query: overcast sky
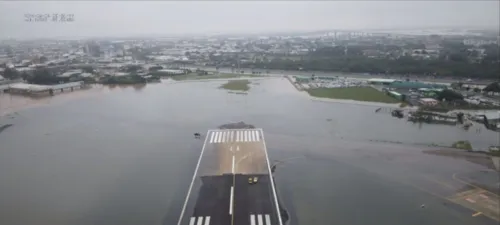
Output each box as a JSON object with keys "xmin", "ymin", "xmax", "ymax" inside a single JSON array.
[{"xmin": 0, "ymin": 1, "xmax": 498, "ymax": 39}]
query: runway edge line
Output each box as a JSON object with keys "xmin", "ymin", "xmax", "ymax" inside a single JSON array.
[
  {"xmin": 177, "ymin": 131, "xmax": 211, "ymax": 225},
  {"xmin": 260, "ymin": 128, "xmax": 284, "ymax": 225}
]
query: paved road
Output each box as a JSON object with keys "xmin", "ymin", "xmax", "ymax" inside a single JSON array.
[{"xmin": 178, "ymin": 129, "xmax": 283, "ymax": 225}]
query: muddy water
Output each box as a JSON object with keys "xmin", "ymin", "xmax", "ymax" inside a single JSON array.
[{"xmin": 0, "ymin": 78, "xmax": 498, "ymax": 225}]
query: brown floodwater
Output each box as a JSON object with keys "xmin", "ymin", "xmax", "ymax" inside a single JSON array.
[{"xmin": 0, "ymin": 78, "xmax": 498, "ymax": 225}]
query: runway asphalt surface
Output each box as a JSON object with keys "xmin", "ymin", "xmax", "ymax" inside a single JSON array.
[{"xmin": 178, "ymin": 129, "xmax": 283, "ymax": 225}]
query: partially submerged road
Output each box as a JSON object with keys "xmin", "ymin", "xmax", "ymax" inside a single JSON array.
[{"xmin": 177, "ymin": 129, "xmax": 283, "ymax": 225}]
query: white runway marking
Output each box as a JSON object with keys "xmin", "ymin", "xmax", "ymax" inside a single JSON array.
[
  {"xmin": 213, "ymin": 132, "xmax": 219, "ymax": 143},
  {"xmin": 189, "ymin": 216, "xmax": 211, "ymax": 225},
  {"xmin": 250, "ymin": 214, "xmax": 271, "ymax": 225},
  {"xmin": 229, "ymin": 186, "xmax": 234, "ymax": 215},
  {"xmin": 261, "ymin": 129, "xmax": 284, "ymax": 225},
  {"xmin": 210, "ymin": 132, "xmax": 215, "ymax": 143},
  {"xmin": 218, "ymin": 132, "xmax": 223, "ymax": 143},
  {"xmin": 231, "ymin": 155, "xmax": 235, "ymax": 173},
  {"xmin": 177, "ymin": 130, "xmax": 211, "ymax": 225},
  {"xmin": 209, "ymin": 130, "xmax": 263, "ymax": 143},
  {"xmin": 265, "ymin": 214, "xmax": 271, "ymax": 225}
]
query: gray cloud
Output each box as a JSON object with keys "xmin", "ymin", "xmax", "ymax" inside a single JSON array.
[{"xmin": 0, "ymin": 1, "xmax": 498, "ymax": 39}]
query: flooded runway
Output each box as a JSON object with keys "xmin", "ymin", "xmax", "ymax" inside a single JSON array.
[{"xmin": 0, "ymin": 78, "xmax": 498, "ymax": 225}]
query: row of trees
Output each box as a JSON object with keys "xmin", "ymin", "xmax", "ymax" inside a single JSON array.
[{"xmin": 242, "ymin": 55, "xmax": 499, "ymax": 78}]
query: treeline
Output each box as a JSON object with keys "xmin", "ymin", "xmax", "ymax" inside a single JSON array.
[
  {"xmin": 241, "ymin": 44, "xmax": 499, "ymax": 79},
  {"xmin": 100, "ymin": 74, "xmax": 146, "ymax": 84},
  {"xmin": 243, "ymin": 56, "xmax": 499, "ymax": 79}
]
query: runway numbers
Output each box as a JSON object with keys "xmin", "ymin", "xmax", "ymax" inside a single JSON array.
[
  {"xmin": 250, "ymin": 214, "xmax": 272, "ymax": 225},
  {"xmin": 189, "ymin": 216, "xmax": 210, "ymax": 225},
  {"xmin": 209, "ymin": 130, "xmax": 262, "ymax": 143}
]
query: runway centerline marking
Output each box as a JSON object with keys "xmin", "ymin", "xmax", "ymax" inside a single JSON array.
[
  {"xmin": 231, "ymin": 155, "xmax": 235, "ymax": 173},
  {"xmin": 229, "ymin": 186, "xmax": 234, "ymax": 215}
]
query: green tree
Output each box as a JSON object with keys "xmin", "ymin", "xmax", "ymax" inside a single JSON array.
[
  {"xmin": 2, "ymin": 67, "xmax": 20, "ymax": 80},
  {"xmin": 81, "ymin": 66, "xmax": 94, "ymax": 73},
  {"xmin": 27, "ymin": 69, "xmax": 61, "ymax": 85},
  {"xmin": 437, "ymin": 89, "xmax": 464, "ymax": 102},
  {"xmin": 483, "ymin": 82, "xmax": 500, "ymax": 93}
]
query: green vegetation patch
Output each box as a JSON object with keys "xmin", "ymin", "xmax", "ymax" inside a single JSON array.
[
  {"xmin": 220, "ymin": 80, "xmax": 251, "ymax": 91},
  {"xmin": 306, "ymin": 87, "xmax": 400, "ymax": 103},
  {"xmin": 102, "ymin": 75, "xmax": 146, "ymax": 84},
  {"xmin": 451, "ymin": 140, "xmax": 473, "ymax": 151}
]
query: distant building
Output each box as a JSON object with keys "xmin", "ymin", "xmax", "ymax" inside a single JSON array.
[{"xmin": 419, "ymin": 98, "xmax": 439, "ymax": 106}]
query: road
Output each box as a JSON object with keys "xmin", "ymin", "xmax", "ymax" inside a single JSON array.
[{"xmin": 177, "ymin": 129, "xmax": 283, "ymax": 225}]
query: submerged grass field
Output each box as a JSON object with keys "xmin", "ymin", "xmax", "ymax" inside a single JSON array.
[
  {"xmin": 220, "ymin": 80, "xmax": 251, "ymax": 91},
  {"xmin": 306, "ymin": 87, "xmax": 399, "ymax": 103}
]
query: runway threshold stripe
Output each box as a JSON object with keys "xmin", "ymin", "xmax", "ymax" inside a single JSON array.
[
  {"xmin": 229, "ymin": 186, "xmax": 234, "ymax": 215},
  {"xmin": 189, "ymin": 217, "xmax": 196, "ymax": 225},
  {"xmin": 213, "ymin": 132, "xmax": 219, "ymax": 143},
  {"xmin": 252, "ymin": 130, "xmax": 257, "ymax": 142},
  {"xmin": 230, "ymin": 131, "xmax": 234, "ymax": 142},
  {"xmin": 258, "ymin": 214, "xmax": 263, "ymax": 225},
  {"xmin": 204, "ymin": 216, "xmax": 211, "ymax": 225},
  {"xmin": 236, "ymin": 131, "xmax": 240, "ymax": 142},
  {"xmin": 218, "ymin": 132, "xmax": 223, "ymax": 143},
  {"xmin": 245, "ymin": 131, "xmax": 249, "ymax": 142},
  {"xmin": 256, "ymin": 130, "xmax": 260, "ymax": 141},
  {"xmin": 222, "ymin": 131, "xmax": 227, "ymax": 143},
  {"xmin": 197, "ymin": 216, "xmax": 203, "ymax": 225},
  {"xmin": 250, "ymin": 214, "xmax": 256, "ymax": 225},
  {"xmin": 209, "ymin": 132, "xmax": 215, "ymax": 143},
  {"xmin": 265, "ymin": 215, "xmax": 271, "ymax": 225}
]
